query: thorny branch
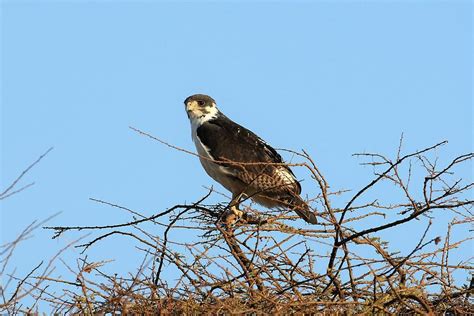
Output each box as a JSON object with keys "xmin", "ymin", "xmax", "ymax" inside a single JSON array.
[{"xmin": 3, "ymin": 132, "xmax": 473, "ymax": 314}]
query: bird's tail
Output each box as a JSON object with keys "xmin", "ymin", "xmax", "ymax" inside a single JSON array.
[{"xmin": 290, "ymin": 194, "xmax": 318, "ymax": 224}]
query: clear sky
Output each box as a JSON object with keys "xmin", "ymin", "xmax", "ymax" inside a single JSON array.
[{"xmin": 1, "ymin": 0, "xmax": 472, "ymax": 308}]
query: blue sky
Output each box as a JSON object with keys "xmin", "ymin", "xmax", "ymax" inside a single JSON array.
[{"xmin": 1, "ymin": 0, "xmax": 472, "ymax": 307}]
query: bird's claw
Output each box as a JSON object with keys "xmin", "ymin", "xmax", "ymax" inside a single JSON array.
[
  {"xmin": 222, "ymin": 206, "xmax": 245, "ymax": 226},
  {"xmin": 230, "ymin": 205, "xmax": 244, "ymax": 218}
]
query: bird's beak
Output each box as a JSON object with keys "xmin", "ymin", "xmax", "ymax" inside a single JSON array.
[{"xmin": 186, "ymin": 100, "xmax": 198, "ymax": 113}]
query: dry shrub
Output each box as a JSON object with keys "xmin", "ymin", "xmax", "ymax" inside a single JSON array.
[{"xmin": 2, "ymin": 134, "xmax": 473, "ymax": 314}]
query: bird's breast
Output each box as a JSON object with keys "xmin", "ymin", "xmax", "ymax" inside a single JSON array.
[{"xmin": 190, "ymin": 125, "xmax": 237, "ymax": 193}]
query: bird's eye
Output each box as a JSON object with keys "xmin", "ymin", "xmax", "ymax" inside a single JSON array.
[{"xmin": 197, "ymin": 100, "xmax": 205, "ymax": 106}]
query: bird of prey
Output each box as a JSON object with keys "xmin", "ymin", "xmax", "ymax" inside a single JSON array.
[{"xmin": 184, "ymin": 94, "xmax": 317, "ymax": 224}]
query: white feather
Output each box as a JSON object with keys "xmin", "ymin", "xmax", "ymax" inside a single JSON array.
[{"xmin": 275, "ymin": 167, "xmax": 298, "ymax": 186}]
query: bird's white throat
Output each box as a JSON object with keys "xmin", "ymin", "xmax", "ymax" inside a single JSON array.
[
  {"xmin": 189, "ymin": 106, "xmax": 218, "ymax": 131},
  {"xmin": 188, "ymin": 106, "xmax": 219, "ymax": 141}
]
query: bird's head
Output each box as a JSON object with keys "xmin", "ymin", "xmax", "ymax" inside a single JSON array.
[{"xmin": 184, "ymin": 94, "xmax": 218, "ymax": 121}]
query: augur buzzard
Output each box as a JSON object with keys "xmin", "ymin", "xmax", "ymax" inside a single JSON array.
[{"xmin": 184, "ymin": 94, "xmax": 317, "ymax": 224}]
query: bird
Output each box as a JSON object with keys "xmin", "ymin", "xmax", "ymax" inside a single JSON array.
[{"xmin": 184, "ymin": 94, "xmax": 317, "ymax": 224}]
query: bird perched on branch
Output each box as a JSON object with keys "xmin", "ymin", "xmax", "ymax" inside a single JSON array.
[{"xmin": 184, "ymin": 94, "xmax": 317, "ymax": 224}]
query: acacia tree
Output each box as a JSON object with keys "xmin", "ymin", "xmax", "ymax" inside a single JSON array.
[
  {"xmin": 2, "ymin": 132, "xmax": 473, "ymax": 314},
  {"xmin": 40, "ymin": 129, "xmax": 473, "ymax": 314}
]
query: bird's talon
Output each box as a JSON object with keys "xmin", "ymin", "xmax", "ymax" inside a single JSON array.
[
  {"xmin": 230, "ymin": 206, "xmax": 244, "ymax": 218},
  {"xmin": 222, "ymin": 206, "xmax": 246, "ymax": 226}
]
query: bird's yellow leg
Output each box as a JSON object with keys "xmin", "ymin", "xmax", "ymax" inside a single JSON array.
[
  {"xmin": 230, "ymin": 193, "xmax": 244, "ymax": 218},
  {"xmin": 223, "ymin": 193, "xmax": 245, "ymax": 225},
  {"xmin": 230, "ymin": 205, "xmax": 244, "ymax": 218}
]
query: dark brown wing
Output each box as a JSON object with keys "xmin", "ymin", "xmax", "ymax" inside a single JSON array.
[{"xmin": 196, "ymin": 113, "xmax": 301, "ymax": 195}]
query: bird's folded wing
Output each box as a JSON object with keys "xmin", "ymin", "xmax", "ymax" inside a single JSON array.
[{"xmin": 196, "ymin": 115, "xmax": 301, "ymax": 195}]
